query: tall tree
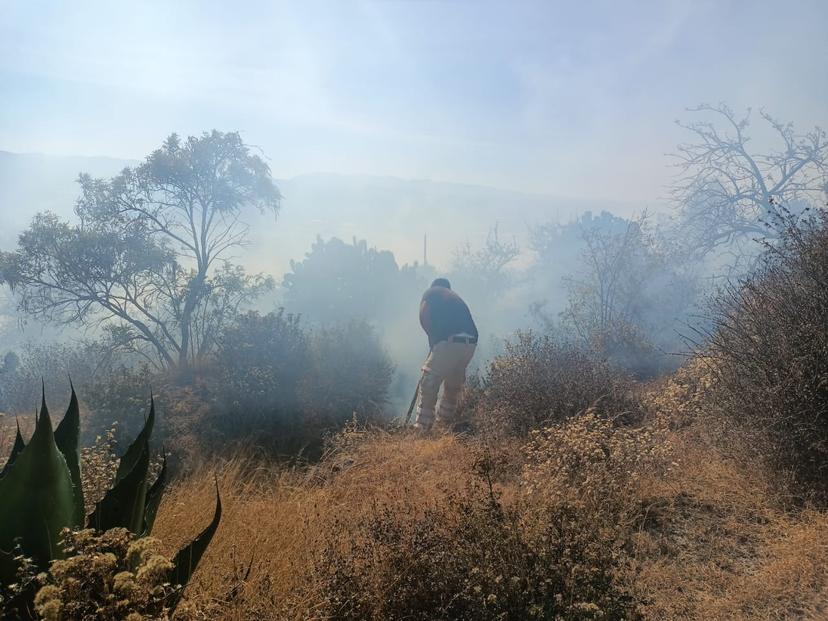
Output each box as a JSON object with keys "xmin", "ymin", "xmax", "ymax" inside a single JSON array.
[
  {"xmin": 0, "ymin": 131, "xmax": 280, "ymax": 369},
  {"xmin": 281, "ymin": 236, "xmax": 423, "ymax": 325},
  {"xmin": 671, "ymin": 103, "xmax": 827, "ymax": 259}
]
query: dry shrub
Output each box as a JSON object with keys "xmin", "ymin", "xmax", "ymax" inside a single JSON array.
[
  {"xmin": 147, "ymin": 365, "xmax": 827, "ymax": 621},
  {"xmin": 312, "ymin": 484, "xmax": 640, "ymax": 621},
  {"xmin": 631, "ymin": 359, "xmax": 828, "ymax": 620},
  {"xmin": 477, "ymin": 331, "xmax": 638, "ymax": 435},
  {"xmin": 522, "ymin": 410, "xmax": 673, "ymax": 529},
  {"xmin": 80, "ymin": 425, "xmax": 120, "ymax": 514},
  {"xmin": 642, "ymin": 357, "xmax": 714, "ymax": 429},
  {"xmin": 311, "ymin": 413, "xmax": 671, "ymax": 620},
  {"xmin": 151, "ymin": 429, "xmax": 476, "ymax": 619},
  {"xmin": 631, "ymin": 425, "xmax": 828, "ymax": 621},
  {"xmin": 150, "ymin": 408, "xmax": 678, "ymax": 620},
  {"xmin": 704, "ymin": 208, "xmax": 828, "ymax": 502}
]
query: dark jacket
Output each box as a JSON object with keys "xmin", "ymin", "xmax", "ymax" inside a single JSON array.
[{"xmin": 419, "ymin": 286, "xmax": 478, "ymax": 349}]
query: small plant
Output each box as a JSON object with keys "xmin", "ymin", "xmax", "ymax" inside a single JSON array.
[
  {"xmin": 0, "ymin": 386, "xmax": 221, "ymax": 618},
  {"xmin": 34, "ymin": 528, "xmax": 178, "ymax": 620}
]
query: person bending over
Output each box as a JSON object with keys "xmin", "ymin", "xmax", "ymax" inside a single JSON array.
[{"xmin": 415, "ymin": 278, "xmax": 478, "ymax": 431}]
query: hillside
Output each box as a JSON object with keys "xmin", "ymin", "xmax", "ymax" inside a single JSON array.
[{"xmin": 0, "ymin": 151, "xmax": 637, "ymax": 273}]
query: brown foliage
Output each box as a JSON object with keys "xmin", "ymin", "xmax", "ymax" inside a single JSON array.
[
  {"xmin": 472, "ymin": 330, "xmax": 638, "ymax": 436},
  {"xmin": 702, "ymin": 208, "xmax": 828, "ymax": 502},
  {"xmin": 143, "ymin": 358, "xmax": 827, "ymax": 620}
]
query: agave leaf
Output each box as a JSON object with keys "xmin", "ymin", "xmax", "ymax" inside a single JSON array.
[
  {"xmin": 169, "ymin": 481, "xmax": 222, "ymax": 591},
  {"xmin": 142, "ymin": 453, "xmax": 167, "ymax": 536},
  {"xmin": 54, "ymin": 384, "xmax": 84, "ymax": 526},
  {"xmin": 115, "ymin": 397, "xmax": 155, "ymax": 484},
  {"xmin": 0, "ymin": 394, "xmax": 75, "ymax": 582},
  {"xmin": 86, "ymin": 443, "xmax": 149, "ymax": 534},
  {"xmin": 0, "ymin": 419, "xmax": 26, "ymax": 479}
]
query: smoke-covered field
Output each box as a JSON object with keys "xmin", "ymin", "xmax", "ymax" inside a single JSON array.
[{"xmin": 1, "ymin": 2, "xmax": 827, "ymax": 619}]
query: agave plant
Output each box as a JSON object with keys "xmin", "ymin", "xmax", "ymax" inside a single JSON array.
[{"xmin": 0, "ymin": 386, "xmax": 220, "ymax": 607}]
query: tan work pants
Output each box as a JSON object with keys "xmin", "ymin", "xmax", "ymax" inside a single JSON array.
[{"xmin": 415, "ymin": 340, "xmax": 476, "ymax": 430}]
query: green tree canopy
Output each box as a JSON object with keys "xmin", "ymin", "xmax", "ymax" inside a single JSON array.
[
  {"xmin": 0, "ymin": 131, "xmax": 280, "ymax": 369},
  {"xmin": 282, "ymin": 236, "xmax": 424, "ymax": 325}
]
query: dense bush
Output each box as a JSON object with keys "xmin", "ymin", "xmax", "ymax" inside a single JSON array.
[
  {"xmin": 215, "ymin": 309, "xmax": 308, "ymax": 414},
  {"xmin": 84, "ymin": 364, "xmax": 165, "ymax": 446},
  {"xmin": 203, "ymin": 311, "xmax": 394, "ymax": 457},
  {"xmin": 0, "ymin": 342, "xmax": 160, "ymax": 447},
  {"xmin": 475, "ymin": 331, "xmax": 638, "ymax": 435},
  {"xmin": 300, "ymin": 320, "xmax": 395, "ymax": 421},
  {"xmin": 705, "ymin": 207, "xmax": 828, "ymax": 502}
]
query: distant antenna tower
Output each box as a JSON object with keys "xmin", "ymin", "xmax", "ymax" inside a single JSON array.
[{"xmin": 423, "ymin": 234, "xmax": 428, "ymax": 266}]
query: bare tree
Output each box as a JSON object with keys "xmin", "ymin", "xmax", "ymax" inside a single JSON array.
[
  {"xmin": 451, "ymin": 223, "xmax": 519, "ymax": 291},
  {"xmin": 671, "ymin": 103, "xmax": 827, "ymax": 258},
  {"xmin": 561, "ymin": 213, "xmax": 698, "ymax": 376},
  {"xmin": 563, "ymin": 215, "xmax": 650, "ymax": 342}
]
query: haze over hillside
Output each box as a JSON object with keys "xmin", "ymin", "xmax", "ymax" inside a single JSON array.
[{"xmin": 0, "ymin": 150, "xmax": 638, "ymax": 275}]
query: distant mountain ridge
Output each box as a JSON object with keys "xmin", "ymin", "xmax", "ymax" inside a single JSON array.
[
  {"xmin": 0, "ymin": 151, "xmax": 136, "ymax": 247},
  {"xmin": 0, "ymin": 151, "xmax": 637, "ymax": 271}
]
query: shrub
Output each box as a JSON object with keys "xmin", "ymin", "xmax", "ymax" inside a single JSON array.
[
  {"xmin": 84, "ymin": 364, "xmax": 165, "ymax": 446},
  {"xmin": 215, "ymin": 309, "xmax": 309, "ymax": 415},
  {"xmin": 705, "ymin": 207, "xmax": 828, "ymax": 502},
  {"xmin": 477, "ymin": 331, "xmax": 637, "ymax": 435},
  {"xmin": 521, "ymin": 410, "xmax": 673, "ymax": 528},
  {"xmin": 0, "ymin": 342, "xmax": 104, "ymax": 416},
  {"xmin": 299, "ymin": 320, "xmax": 394, "ymax": 423},
  {"xmin": 33, "ymin": 528, "xmax": 180, "ymax": 621},
  {"xmin": 311, "ymin": 412, "xmax": 670, "ymax": 620},
  {"xmin": 315, "ymin": 487, "xmax": 641, "ymax": 621},
  {"xmin": 203, "ymin": 310, "xmax": 309, "ymax": 454},
  {"xmin": 203, "ymin": 312, "xmax": 393, "ymax": 458}
]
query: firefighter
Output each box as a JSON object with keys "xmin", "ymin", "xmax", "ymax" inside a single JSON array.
[{"xmin": 415, "ymin": 278, "xmax": 478, "ymax": 430}]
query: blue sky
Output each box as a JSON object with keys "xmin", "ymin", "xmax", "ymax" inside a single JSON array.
[{"xmin": 1, "ymin": 0, "xmax": 826, "ymax": 203}]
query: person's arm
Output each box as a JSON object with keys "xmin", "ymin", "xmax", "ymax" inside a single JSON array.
[{"xmin": 419, "ymin": 298, "xmax": 435, "ymax": 349}]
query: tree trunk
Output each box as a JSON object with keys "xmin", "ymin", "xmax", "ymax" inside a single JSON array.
[{"xmin": 178, "ymin": 270, "xmax": 208, "ymax": 369}]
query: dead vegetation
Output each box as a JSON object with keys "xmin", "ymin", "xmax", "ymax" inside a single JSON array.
[
  {"xmin": 146, "ymin": 364, "xmax": 827, "ymax": 619},
  {"xmin": 3, "ymin": 209, "xmax": 826, "ymax": 620}
]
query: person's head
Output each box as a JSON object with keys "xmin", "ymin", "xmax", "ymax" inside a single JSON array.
[{"xmin": 431, "ymin": 277, "xmax": 451, "ymax": 289}]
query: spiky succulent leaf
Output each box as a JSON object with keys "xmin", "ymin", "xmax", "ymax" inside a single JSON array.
[
  {"xmin": 169, "ymin": 482, "xmax": 222, "ymax": 593},
  {"xmin": 86, "ymin": 443, "xmax": 149, "ymax": 534},
  {"xmin": 54, "ymin": 384, "xmax": 84, "ymax": 526},
  {"xmin": 142, "ymin": 454, "xmax": 167, "ymax": 535},
  {"xmin": 0, "ymin": 420, "xmax": 25, "ymax": 479},
  {"xmin": 114, "ymin": 397, "xmax": 155, "ymax": 484},
  {"xmin": 0, "ymin": 395, "xmax": 75, "ymax": 582}
]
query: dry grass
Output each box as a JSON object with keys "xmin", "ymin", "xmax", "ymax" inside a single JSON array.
[
  {"xmin": 149, "ymin": 368, "xmax": 828, "ymax": 620},
  {"xmin": 5, "ymin": 362, "xmax": 823, "ymax": 620},
  {"xmin": 152, "ymin": 427, "xmax": 481, "ymax": 619},
  {"xmin": 0, "ymin": 412, "xmax": 34, "ymax": 467}
]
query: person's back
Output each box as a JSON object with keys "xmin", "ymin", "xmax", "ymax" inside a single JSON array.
[
  {"xmin": 415, "ymin": 278, "xmax": 478, "ymax": 430},
  {"xmin": 420, "ymin": 285, "xmax": 478, "ymax": 349}
]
